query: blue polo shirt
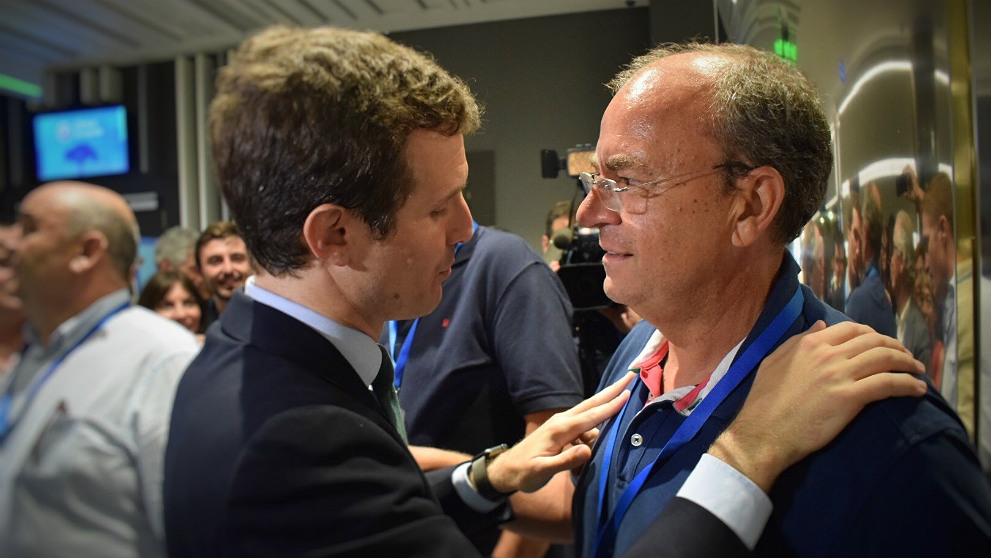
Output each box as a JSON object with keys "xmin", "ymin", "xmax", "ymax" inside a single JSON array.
[
  {"xmin": 574, "ymin": 253, "xmax": 989, "ymax": 557},
  {"xmin": 382, "ymin": 226, "xmax": 583, "ymax": 455}
]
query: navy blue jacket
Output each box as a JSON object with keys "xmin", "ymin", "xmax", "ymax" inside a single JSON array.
[
  {"xmin": 846, "ymin": 260, "xmax": 897, "ymax": 339},
  {"xmin": 163, "ymin": 292, "xmax": 506, "ymax": 557},
  {"xmin": 574, "ymin": 253, "xmax": 989, "ymax": 557}
]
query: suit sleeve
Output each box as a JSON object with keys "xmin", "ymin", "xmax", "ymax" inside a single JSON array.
[
  {"xmin": 621, "ymin": 497, "xmax": 750, "ymax": 558},
  {"xmin": 224, "ymin": 406, "xmax": 484, "ymax": 558}
]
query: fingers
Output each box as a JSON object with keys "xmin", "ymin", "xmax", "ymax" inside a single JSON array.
[
  {"xmin": 577, "ymin": 429, "xmax": 599, "ymax": 446},
  {"xmin": 847, "ymin": 346, "xmax": 925, "ymax": 380},
  {"xmin": 804, "ymin": 320, "xmax": 876, "ymax": 346},
  {"xmin": 545, "ymin": 389, "xmax": 630, "ymax": 449},
  {"xmin": 516, "ymin": 445, "xmax": 593, "ymax": 493},
  {"xmin": 847, "ymin": 371, "xmax": 928, "ymax": 408},
  {"xmin": 555, "ymin": 444, "xmax": 593, "ymax": 470},
  {"xmin": 834, "ymin": 329, "xmax": 912, "ymax": 359},
  {"xmin": 566, "ymin": 390, "xmax": 630, "ymax": 435},
  {"xmin": 563, "ymin": 371, "xmax": 636, "ymax": 415}
]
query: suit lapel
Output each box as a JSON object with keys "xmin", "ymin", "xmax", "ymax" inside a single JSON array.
[{"xmin": 219, "ymin": 292, "xmax": 407, "ymax": 446}]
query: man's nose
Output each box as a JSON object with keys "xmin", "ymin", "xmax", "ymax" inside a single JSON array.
[
  {"xmin": 450, "ymin": 193, "xmax": 474, "ymax": 245},
  {"xmin": 576, "ymin": 189, "xmax": 618, "ymax": 229}
]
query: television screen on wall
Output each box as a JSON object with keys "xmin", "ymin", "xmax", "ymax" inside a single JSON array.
[{"xmin": 32, "ymin": 105, "xmax": 131, "ymax": 181}]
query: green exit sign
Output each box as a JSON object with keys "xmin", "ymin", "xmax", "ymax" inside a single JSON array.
[{"xmin": 774, "ymin": 39, "xmax": 798, "ymax": 65}]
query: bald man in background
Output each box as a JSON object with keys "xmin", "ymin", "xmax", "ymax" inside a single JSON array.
[{"xmin": 0, "ymin": 182, "xmax": 200, "ymax": 557}]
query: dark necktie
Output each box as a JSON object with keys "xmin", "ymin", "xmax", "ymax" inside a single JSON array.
[{"xmin": 372, "ymin": 345, "xmax": 408, "ymax": 443}]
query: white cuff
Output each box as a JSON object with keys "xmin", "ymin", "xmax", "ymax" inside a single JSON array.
[
  {"xmin": 452, "ymin": 462, "xmax": 503, "ymax": 513},
  {"xmin": 676, "ymin": 453, "xmax": 773, "ymax": 549}
]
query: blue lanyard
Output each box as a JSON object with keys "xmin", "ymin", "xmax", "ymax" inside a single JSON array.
[
  {"xmin": 0, "ymin": 301, "xmax": 130, "ymax": 445},
  {"xmin": 387, "ymin": 221, "xmax": 478, "ymax": 390},
  {"xmin": 387, "ymin": 318, "xmax": 419, "ymax": 390},
  {"xmin": 592, "ymin": 287, "xmax": 804, "ymax": 558}
]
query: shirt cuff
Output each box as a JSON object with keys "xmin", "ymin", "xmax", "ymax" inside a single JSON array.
[
  {"xmin": 452, "ymin": 462, "xmax": 504, "ymax": 513},
  {"xmin": 676, "ymin": 453, "xmax": 773, "ymax": 550}
]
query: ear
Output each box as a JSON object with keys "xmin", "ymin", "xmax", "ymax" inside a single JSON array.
[
  {"xmin": 302, "ymin": 204, "xmax": 352, "ymax": 266},
  {"xmin": 937, "ymin": 214, "xmax": 952, "ymax": 242},
  {"xmin": 730, "ymin": 166, "xmax": 785, "ymax": 248},
  {"xmin": 69, "ymin": 231, "xmax": 109, "ymax": 274}
]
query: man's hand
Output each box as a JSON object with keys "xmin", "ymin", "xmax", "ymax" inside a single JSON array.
[
  {"xmin": 486, "ymin": 371, "xmax": 634, "ymax": 494},
  {"xmin": 709, "ymin": 321, "xmax": 926, "ymax": 492}
]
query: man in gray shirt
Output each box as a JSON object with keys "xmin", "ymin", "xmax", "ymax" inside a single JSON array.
[{"xmin": 0, "ymin": 181, "xmax": 200, "ymax": 557}]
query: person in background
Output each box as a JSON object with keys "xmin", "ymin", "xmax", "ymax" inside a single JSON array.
[
  {"xmin": 800, "ymin": 220, "xmax": 825, "ymax": 299},
  {"xmin": 921, "ymin": 172, "xmax": 974, "ymax": 434},
  {"xmin": 194, "ymin": 221, "xmax": 251, "ymax": 329},
  {"xmin": 570, "ymin": 41, "xmax": 987, "ymax": 557},
  {"xmin": 890, "ymin": 210, "xmax": 932, "ymax": 374},
  {"xmin": 826, "ymin": 225, "xmax": 847, "ymax": 312},
  {"xmin": 542, "ymin": 200, "xmax": 572, "ymax": 272},
  {"xmin": 845, "ymin": 181, "xmax": 896, "ymax": 338},
  {"xmin": 0, "ymin": 223, "xmax": 25, "ymax": 375},
  {"xmin": 155, "ymin": 226, "xmax": 208, "ymax": 300},
  {"xmin": 139, "ymin": 270, "xmax": 206, "ymax": 337},
  {"xmin": 845, "ymin": 186, "xmax": 864, "ymax": 296},
  {"xmin": 914, "ymin": 238, "xmax": 940, "ymax": 350},
  {"xmin": 0, "ymin": 181, "xmax": 200, "ymax": 557},
  {"xmin": 383, "ymin": 221, "xmax": 583, "ymax": 558}
]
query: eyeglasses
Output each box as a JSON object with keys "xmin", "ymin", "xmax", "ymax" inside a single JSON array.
[{"xmin": 579, "ymin": 162, "xmax": 755, "ymax": 213}]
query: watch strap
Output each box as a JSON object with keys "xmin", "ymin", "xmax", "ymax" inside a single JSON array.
[{"xmin": 469, "ymin": 444, "xmax": 513, "ymax": 500}]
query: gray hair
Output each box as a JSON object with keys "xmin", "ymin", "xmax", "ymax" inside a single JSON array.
[{"xmin": 155, "ymin": 226, "xmax": 199, "ymax": 268}]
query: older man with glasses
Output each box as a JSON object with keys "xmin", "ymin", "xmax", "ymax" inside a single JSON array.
[{"xmin": 567, "ymin": 42, "xmax": 988, "ymax": 558}]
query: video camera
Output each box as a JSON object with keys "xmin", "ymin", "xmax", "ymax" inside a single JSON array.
[{"xmin": 541, "ymin": 145, "xmax": 612, "ymax": 311}]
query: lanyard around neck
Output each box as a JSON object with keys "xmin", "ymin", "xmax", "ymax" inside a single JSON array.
[
  {"xmin": 0, "ymin": 301, "xmax": 130, "ymax": 445},
  {"xmin": 386, "ymin": 221, "xmax": 477, "ymax": 390},
  {"xmin": 592, "ymin": 286, "xmax": 804, "ymax": 558}
]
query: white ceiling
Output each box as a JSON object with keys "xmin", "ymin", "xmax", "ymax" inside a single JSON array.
[{"xmin": 0, "ymin": 0, "xmax": 648, "ymax": 97}]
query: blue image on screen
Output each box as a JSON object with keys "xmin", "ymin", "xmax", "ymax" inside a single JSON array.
[{"xmin": 33, "ymin": 105, "xmax": 130, "ymax": 181}]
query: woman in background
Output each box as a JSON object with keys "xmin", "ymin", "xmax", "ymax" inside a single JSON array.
[{"xmin": 139, "ymin": 270, "xmax": 205, "ymax": 338}]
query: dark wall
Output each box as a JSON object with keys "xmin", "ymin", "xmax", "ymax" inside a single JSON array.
[{"xmin": 0, "ymin": 61, "xmax": 178, "ymax": 236}]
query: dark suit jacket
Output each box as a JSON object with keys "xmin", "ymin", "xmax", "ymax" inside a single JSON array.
[
  {"xmin": 163, "ymin": 291, "xmax": 751, "ymax": 557},
  {"xmin": 163, "ymin": 292, "xmax": 504, "ymax": 557},
  {"xmin": 845, "ymin": 264, "xmax": 897, "ymax": 339}
]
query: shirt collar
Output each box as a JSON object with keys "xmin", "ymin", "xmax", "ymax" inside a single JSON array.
[
  {"xmin": 24, "ymin": 289, "xmax": 131, "ymax": 352},
  {"xmin": 244, "ymin": 276, "xmax": 382, "ymax": 387},
  {"xmin": 630, "ymin": 329, "xmax": 745, "ymax": 416},
  {"xmin": 11, "ymin": 289, "xmax": 131, "ymax": 395}
]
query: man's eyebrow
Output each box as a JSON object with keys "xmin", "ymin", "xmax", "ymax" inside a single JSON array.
[
  {"xmin": 589, "ymin": 153, "xmax": 599, "ymax": 172},
  {"xmin": 603, "ymin": 154, "xmax": 641, "ymax": 172},
  {"xmin": 437, "ymin": 182, "xmax": 467, "ymax": 205}
]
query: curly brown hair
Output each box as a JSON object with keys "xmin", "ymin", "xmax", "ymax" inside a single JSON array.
[
  {"xmin": 608, "ymin": 42, "xmax": 832, "ymax": 243},
  {"xmin": 210, "ymin": 25, "xmax": 482, "ymax": 275}
]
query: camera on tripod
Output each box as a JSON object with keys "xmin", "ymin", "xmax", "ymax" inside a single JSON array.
[{"xmin": 541, "ymin": 144, "xmax": 613, "ymax": 311}]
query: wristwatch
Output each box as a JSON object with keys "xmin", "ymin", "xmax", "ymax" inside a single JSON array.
[{"xmin": 469, "ymin": 443, "xmax": 514, "ymax": 501}]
